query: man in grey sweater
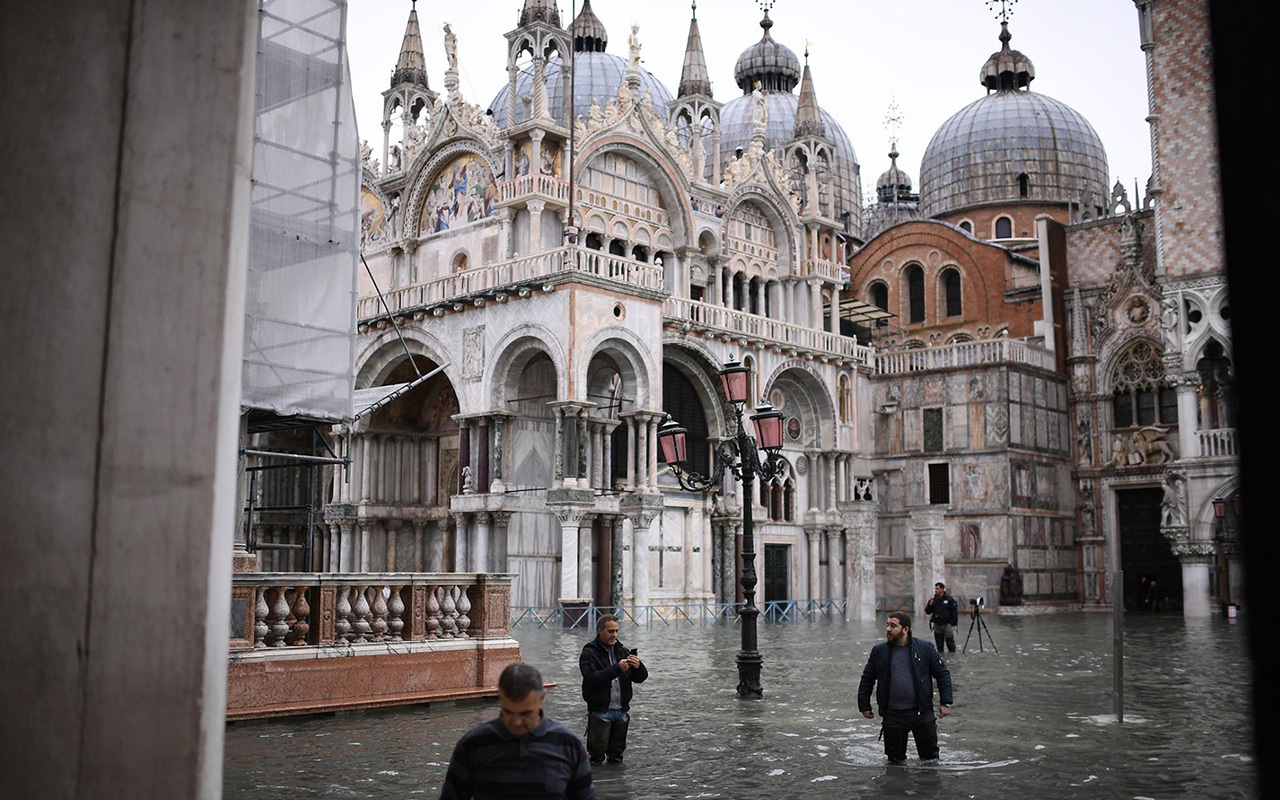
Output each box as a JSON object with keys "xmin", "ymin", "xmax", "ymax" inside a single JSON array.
[{"xmin": 857, "ymin": 611, "xmax": 953, "ymax": 764}]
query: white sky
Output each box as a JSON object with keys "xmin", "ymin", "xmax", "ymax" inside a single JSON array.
[{"xmin": 347, "ymin": 0, "xmax": 1152, "ymax": 203}]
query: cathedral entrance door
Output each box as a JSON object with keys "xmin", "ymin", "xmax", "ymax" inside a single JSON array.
[
  {"xmin": 763, "ymin": 544, "xmax": 790, "ymax": 604},
  {"xmin": 1116, "ymin": 487, "xmax": 1182, "ymax": 613}
]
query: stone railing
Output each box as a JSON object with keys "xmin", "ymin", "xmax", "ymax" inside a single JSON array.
[
  {"xmin": 357, "ymin": 246, "xmax": 664, "ymax": 320},
  {"xmin": 228, "ymin": 572, "xmax": 513, "ymax": 651},
  {"xmin": 499, "ymin": 173, "xmax": 569, "ymax": 203},
  {"xmin": 799, "ymin": 258, "xmax": 843, "ymax": 282},
  {"xmin": 874, "ymin": 338, "xmax": 1056, "ymax": 375},
  {"xmin": 1196, "ymin": 428, "xmax": 1237, "ymax": 458},
  {"xmin": 664, "ymin": 296, "xmax": 872, "ymax": 365}
]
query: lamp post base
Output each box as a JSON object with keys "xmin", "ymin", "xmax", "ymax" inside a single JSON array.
[{"xmin": 735, "ymin": 650, "xmax": 763, "ymax": 699}]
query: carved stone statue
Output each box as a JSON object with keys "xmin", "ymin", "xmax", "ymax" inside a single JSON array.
[
  {"xmin": 752, "ymin": 81, "xmax": 768, "ymax": 132},
  {"xmin": 360, "ymin": 139, "xmax": 373, "ymax": 166},
  {"xmin": 461, "ymin": 465, "xmax": 475, "ymax": 494},
  {"xmin": 1160, "ymin": 296, "xmax": 1180, "ymax": 336},
  {"xmin": 1079, "ymin": 491, "xmax": 1096, "ymax": 536},
  {"xmin": 443, "ymin": 23, "xmax": 458, "ymax": 72},
  {"xmin": 999, "ymin": 564, "xmax": 1024, "ymax": 606},
  {"xmin": 1108, "ymin": 432, "xmax": 1130, "ymax": 468},
  {"xmin": 1075, "ymin": 417, "xmax": 1092, "ymax": 466},
  {"xmin": 1132, "ymin": 426, "xmax": 1176, "ymax": 465},
  {"xmin": 628, "ymin": 24, "xmax": 642, "ymax": 70},
  {"xmin": 1160, "ymin": 471, "xmax": 1187, "ymax": 528}
]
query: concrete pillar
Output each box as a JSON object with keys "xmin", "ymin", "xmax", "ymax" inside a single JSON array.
[
  {"xmin": 910, "ymin": 507, "xmax": 947, "ymax": 615},
  {"xmin": 806, "ymin": 527, "xmax": 822, "ymax": 602}
]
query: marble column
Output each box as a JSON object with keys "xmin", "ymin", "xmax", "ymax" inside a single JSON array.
[
  {"xmin": 576, "ymin": 410, "xmax": 590, "ymax": 485},
  {"xmin": 384, "ymin": 518, "xmax": 401, "ymax": 571},
  {"xmin": 410, "ymin": 437, "xmax": 421, "ymax": 505},
  {"xmin": 528, "ymin": 199, "xmax": 547, "ymax": 253},
  {"xmin": 474, "ymin": 512, "xmax": 492, "ymax": 574},
  {"xmin": 636, "ymin": 417, "xmax": 649, "ymax": 489},
  {"xmin": 553, "ymin": 406, "xmax": 566, "ymax": 488},
  {"xmin": 359, "ymin": 519, "xmax": 374, "ymax": 572},
  {"xmin": 1176, "ymin": 379, "xmax": 1200, "ymax": 457},
  {"xmin": 621, "ymin": 516, "xmax": 635, "ymax": 604},
  {"xmin": 604, "ymin": 516, "xmax": 621, "ymax": 606},
  {"xmin": 559, "ymin": 512, "xmax": 581, "ymax": 600},
  {"xmin": 828, "ymin": 287, "xmax": 839, "ymax": 332},
  {"xmin": 847, "ymin": 510, "xmax": 878, "ymax": 621},
  {"xmin": 685, "ymin": 506, "xmax": 701, "ymax": 598},
  {"xmin": 711, "ymin": 525, "xmax": 724, "ymax": 603},
  {"xmin": 492, "ymin": 512, "xmax": 512, "ymax": 573},
  {"xmin": 427, "ymin": 520, "xmax": 445, "ymax": 572},
  {"xmin": 826, "ymin": 528, "xmax": 843, "ymax": 603},
  {"xmin": 810, "ymin": 279, "xmax": 823, "ymax": 329},
  {"xmin": 453, "ymin": 513, "xmax": 470, "ymax": 572},
  {"xmin": 412, "ymin": 521, "xmax": 425, "ymax": 571},
  {"xmin": 477, "ymin": 417, "xmax": 490, "ymax": 491},
  {"xmin": 425, "ymin": 437, "xmax": 439, "ymax": 505},
  {"xmin": 647, "ymin": 415, "xmax": 659, "ymax": 489},
  {"xmin": 626, "ymin": 416, "xmax": 637, "ymax": 489},
  {"xmin": 578, "ymin": 515, "xmax": 595, "ymax": 603},
  {"xmin": 491, "ymin": 415, "xmax": 508, "ymax": 493},
  {"xmin": 806, "ymin": 527, "xmax": 822, "ymax": 603},
  {"xmin": 1174, "ymin": 542, "xmax": 1215, "ymax": 618},
  {"xmin": 722, "ymin": 522, "xmax": 739, "ymax": 605},
  {"xmin": 631, "ymin": 513, "xmax": 654, "ymax": 607},
  {"xmin": 359, "ymin": 434, "xmax": 372, "ymax": 502},
  {"xmin": 910, "ymin": 507, "xmax": 946, "ymax": 615},
  {"xmin": 338, "ymin": 520, "xmax": 355, "ymax": 574},
  {"xmin": 458, "ymin": 423, "xmax": 471, "ymax": 495}
]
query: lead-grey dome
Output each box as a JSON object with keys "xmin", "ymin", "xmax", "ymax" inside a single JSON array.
[
  {"xmin": 918, "ymin": 26, "xmax": 1108, "ymax": 218},
  {"xmin": 718, "ymin": 92, "xmax": 861, "ymax": 225},
  {"xmin": 733, "ymin": 12, "xmax": 801, "ymax": 93},
  {"xmin": 488, "ymin": 52, "xmax": 673, "ymax": 129}
]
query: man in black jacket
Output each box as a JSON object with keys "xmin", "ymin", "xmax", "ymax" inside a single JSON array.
[
  {"xmin": 924, "ymin": 582, "xmax": 959, "ymax": 653},
  {"xmin": 857, "ymin": 611, "xmax": 953, "ymax": 764},
  {"xmin": 579, "ymin": 614, "xmax": 648, "ymax": 765}
]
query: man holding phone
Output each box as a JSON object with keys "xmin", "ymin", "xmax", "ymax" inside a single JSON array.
[{"xmin": 579, "ymin": 614, "xmax": 648, "ymax": 765}]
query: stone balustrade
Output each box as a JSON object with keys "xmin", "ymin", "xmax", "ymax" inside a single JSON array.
[
  {"xmin": 357, "ymin": 245, "xmax": 663, "ymax": 321},
  {"xmin": 499, "ymin": 174, "xmax": 569, "ymax": 203},
  {"xmin": 1196, "ymin": 427, "xmax": 1237, "ymax": 458},
  {"xmin": 664, "ymin": 296, "xmax": 872, "ymax": 365},
  {"xmin": 227, "ymin": 572, "xmax": 518, "ymax": 720},
  {"xmin": 799, "ymin": 258, "xmax": 842, "ymax": 282},
  {"xmin": 874, "ymin": 338, "xmax": 1055, "ymax": 375}
]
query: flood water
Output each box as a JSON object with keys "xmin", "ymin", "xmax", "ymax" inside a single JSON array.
[{"xmin": 224, "ymin": 613, "xmax": 1257, "ymax": 798}]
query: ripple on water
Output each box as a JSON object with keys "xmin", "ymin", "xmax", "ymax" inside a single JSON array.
[{"xmin": 224, "ymin": 615, "xmax": 1256, "ymax": 798}]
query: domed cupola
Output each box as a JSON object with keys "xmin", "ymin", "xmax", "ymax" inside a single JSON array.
[
  {"xmin": 733, "ymin": 12, "xmax": 801, "ymax": 94},
  {"xmin": 570, "ymin": 0, "xmax": 607, "ymax": 53},
  {"xmin": 877, "ymin": 147, "xmax": 914, "ymax": 202},
  {"xmin": 918, "ymin": 24, "xmax": 1109, "ymax": 219}
]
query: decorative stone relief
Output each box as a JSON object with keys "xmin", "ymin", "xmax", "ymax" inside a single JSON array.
[
  {"xmin": 1075, "ymin": 415, "xmax": 1093, "ymax": 466},
  {"xmin": 1159, "ymin": 469, "xmax": 1188, "ymax": 529},
  {"xmin": 462, "ymin": 326, "xmax": 485, "ymax": 382},
  {"xmin": 960, "ymin": 523, "xmax": 980, "ymax": 559}
]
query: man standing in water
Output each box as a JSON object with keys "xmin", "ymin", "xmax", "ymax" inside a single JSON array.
[
  {"xmin": 925, "ymin": 582, "xmax": 959, "ymax": 653},
  {"xmin": 580, "ymin": 614, "xmax": 647, "ymax": 764},
  {"xmin": 857, "ymin": 611, "xmax": 953, "ymax": 764},
  {"xmin": 441, "ymin": 663, "xmax": 595, "ymax": 799}
]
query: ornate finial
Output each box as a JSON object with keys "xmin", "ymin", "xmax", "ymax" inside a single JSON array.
[
  {"xmin": 804, "ymin": 40, "xmax": 810, "ymax": 64},
  {"xmin": 884, "ymin": 98, "xmax": 904, "ymax": 152},
  {"xmin": 691, "ymin": 0, "xmax": 696, "ymax": 20},
  {"xmin": 985, "ymin": 0, "xmax": 1016, "ymax": 24}
]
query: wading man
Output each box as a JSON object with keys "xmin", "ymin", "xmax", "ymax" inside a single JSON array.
[
  {"xmin": 925, "ymin": 582, "xmax": 959, "ymax": 653},
  {"xmin": 441, "ymin": 663, "xmax": 595, "ymax": 799},
  {"xmin": 579, "ymin": 614, "xmax": 648, "ymax": 764},
  {"xmin": 857, "ymin": 611, "xmax": 953, "ymax": 764}
]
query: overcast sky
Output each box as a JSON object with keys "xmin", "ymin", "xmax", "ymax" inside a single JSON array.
[{"xmin": 347, "ymin": 1, "xmax": 1153, "ymax": 204}]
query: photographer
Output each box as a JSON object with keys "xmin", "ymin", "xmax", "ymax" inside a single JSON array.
[
  {"xmin": 924, "ymin": 582, "xmax": 959, "ymax": 654},
  {"xmin": 579, "ymin": 615, "xmax": 647, "ymax": 765}
]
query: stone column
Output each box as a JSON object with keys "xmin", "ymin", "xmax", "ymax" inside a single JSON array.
[
  {"xmin": 636, "ymin": 416, "xmax": 650, "ymax": 489},
  {"xmin": 557, "ymin": 510, "xmax": 582, "ymax": 600},
  {"xmin": 476, "ymin": 417, "xmax": 490, "ymax": 491},
  {"xmin": 621, "ymin": 516, "xmax": 635, "ymax": 604},
  {"xmin": 490, "ymin": 414, "xmax": 508, "ymax": 493},
  {"xmin": 412, "ymin": 521, "xmax": 425, "ymax": 571},
  {"xmin": 1173, "ymin": 541, "xmax": 1215, "ymax": 618},
  {"xmin": 452, "ymin": 513, "xmax": 470, "ymax": 572},
  {"xmin": 457, "ymin": 421, "xmax": 471, "ymax": 495},
  {"xmin": 576, "ymin": 409, "xmax": 589, "ymax": 485},
  {"xmin": 392, "ymin": 435, "xmax": 405, "ymax": 504},
  {"xmin": 712, "ymin": 129, "xmax": 722, "ymax": 185},
  {"xmin": 360, "ymin": 434, "xmax": 372, "ymax": 502},
  {"xmin": 384, "ymin": 518, "xmax": 401, "ymax": 571},
  {"xmin": 826, "ymin": 454, "xmax": 838, "ymax": 513},
  {"xmin": 603, "ymin": 420, "xmax": 618, "ymax": 491},
  {"xmin": 685, "ymin": 506, "xmax": 702, "ymax": 598},
  {"xmin": 1175, "ymin": 377, "xmax": 1200, "ymax": 457},
  {"xmin": 711, "ymin": 260, "xmax": 723, "ymax": 306},
  {"xmin": 846, "ymin": 508, "xmax": 878, "ymax": 621},
  {"xmin": 711, "ymin": 524, "xmax": 724, "ymax": 603},
  {"xmin": 647, "ymin": 415, "xmax": 660, "ymax": 489},
  {"xmin": 626, "ymin": 416, "xmax": 637, "ymax": 489},
  {"xmin": 631, "ymin": 512, "xmax": 655, "ymax": 607},
  {"xmin": 497, "ymin": 207, "xmax": 513, "ymax": 260},
  {"xmin": 723, "ymin": 522, "xmax": 739, "ymax": 604},
  {"xmin": 528, "ymin": 199, "xmax": 547, "ymax": 253},
  {"xmin": 910, "ymin": 507, "xmax": 946, "ymax": 615},
  {"xmin": 829, "ymin": 287, "xmax": 840, "ymax": 332},
  {"xmin": 410, "ymin": 437, "xmax": 421, "ymax": 505},
  {"xmin": 603, "ymin": 516, "xmax": 621, "ymax": 606},
  {"xmin": 826, "ymin": 528, "xmax": 844, "ymax": 604},
  {"xmin": 336, "ymin": 520, "xmax": 354, "ymax": 574},
  {"xmin": 492, "ymin": 511, "xmax": 512, "ymax": 573},
  {"xmin": 553, "ymin": 406, "xmax": 566, "ymax": 488},
  {"xmin": 809, "ymin": 278, "xmax": 823, "ymax": 329},
  {"xmin": 425, "ymin": 437, "xmax": 439, "ymax": 505},
  {"xmin": 578, "ymin": 515, "xmax": 595, "ymax": 603},
  {"xmin": 806, "ymin": 526, "xmax": 822, "ymax": 602},
  {"xmin": 359, "ymin": 519, "xmax": 374, "ymax": 572},
  {"xmin": 529, "ymin": 129, "xmax": 544, "ymax": 181},
  {"xmin": 427, "ymin": 520, "xmax": 445, "ymax": 572},
  {"xmin": 474, "ymin": 512, "xmax": 492, "ymax": 574}
]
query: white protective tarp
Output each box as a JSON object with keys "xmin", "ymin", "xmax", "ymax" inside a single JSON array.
[{"xmin": 242, "ymin": 0, "xmax": 358, "ymax": 421}]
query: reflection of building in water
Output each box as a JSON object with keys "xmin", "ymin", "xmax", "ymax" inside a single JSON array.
[{"xmin": 317, "ymin": 0, "xmax": 1237, "ymax": 619}]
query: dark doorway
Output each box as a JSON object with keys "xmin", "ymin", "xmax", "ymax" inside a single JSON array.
[
  {"xmin": 763, "ymin": 544, "xmax": 790, "ymax": 603},
  {"xmin": 1117, "ymin": 487, "xmax": 1182, "ymax": 612}
]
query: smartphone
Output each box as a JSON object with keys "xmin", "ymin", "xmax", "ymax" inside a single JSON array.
[{"xmin": 629, "ymin": 648, "xmax": 638, "ymax": 656}]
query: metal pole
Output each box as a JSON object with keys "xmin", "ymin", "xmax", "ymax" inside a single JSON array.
[
  {"xmin": 736, "ymin": 416, "xmax": 763, "ymax": 699},
  {"xmin": 1114, "ymin": 568, "xmax": 1124, "ymax": 723}
]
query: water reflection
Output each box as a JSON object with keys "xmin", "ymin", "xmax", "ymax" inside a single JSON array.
[{"xmin": 223, "ymin": 614, "xmax": 1256, "ymax": 798}]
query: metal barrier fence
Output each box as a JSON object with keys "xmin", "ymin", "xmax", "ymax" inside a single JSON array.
[{"xmin": 510, "ymin": 598, "xmax": 888, "ymax": 629}]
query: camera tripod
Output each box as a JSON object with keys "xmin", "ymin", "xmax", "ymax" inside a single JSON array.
[{"xmin": 961, "ymin": 603, "xmax": 998, "ymax": 653}]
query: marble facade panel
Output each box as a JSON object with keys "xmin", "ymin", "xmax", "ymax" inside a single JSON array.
[
  {"xmin": 968, "ymin": 403, "xmax": 986, "ymax": 449},
  {"xmin": 1009, "ymin": 402, "xmax": 1023, "ymax": 445},
  {"xmin": 904, "ymin": 410, "xmax": 922, "ymax": 452},
  {"xmin": 923, "ymin": 377, "xmax": 944, "ymax": 405},
  {"xmin": 948, "ymin": 405, "xmax": 969, "ymax": 449},
  {"xmin": 986, "ymin": 405, "xmax": 1009, "ymax": 446}
]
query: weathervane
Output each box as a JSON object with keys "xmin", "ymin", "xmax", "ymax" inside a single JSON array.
[
  {"xmin": 755, "ymin": 0, "xmax": 777, "ymax": 14},
  {"xmin": 884, "ymin": 98, "xmax": 904, "ymax": 152},
  {"xmin": 984, "ymin": 0, "xmax": 1017, "ymax": 23}
]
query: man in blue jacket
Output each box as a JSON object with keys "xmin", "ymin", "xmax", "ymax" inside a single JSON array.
[
  {"xmin": 857, "ymin": 611, "xmax": 953, "ymax": 764},
  {"xmin": 579, "ymin": 615, "xmax": 648, "ymax": 764}
]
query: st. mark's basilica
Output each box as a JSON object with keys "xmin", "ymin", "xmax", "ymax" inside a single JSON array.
[{"xmin": 255, "ymin": 0, "xmax": 1237, "ymax": 621}]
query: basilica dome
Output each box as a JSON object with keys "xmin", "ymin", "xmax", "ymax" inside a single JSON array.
[
  {"xmin": 488, "ymin": 52, "xmax": 674, "ymax": 129},
  {"xmin": 918, "ymin": 24, "xmax": 1108, "ymax": 218}
]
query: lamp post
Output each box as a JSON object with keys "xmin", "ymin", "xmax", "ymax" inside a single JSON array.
[{"xmin": 657, "ymin": 356, "xmax": 784, "ymax": 698}]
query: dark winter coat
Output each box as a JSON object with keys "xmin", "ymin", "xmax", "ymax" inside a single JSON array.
[
  {"xmin": 579, "ymin": 637, "xmax": 649, "ymax": 713},
  {"xmin": 925, "ymin": 593, "xmax": 960, "ymax": 627},
  {"xmin": 857, "ymin": 634, "xmax": 953, "ymax": 717}
]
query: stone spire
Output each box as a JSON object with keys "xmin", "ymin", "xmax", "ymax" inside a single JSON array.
[
  {"xmin": 391, "ymin": 1, "xmax": 429, "ymax": 89},
  {"xmin": 678, "ymin": 2, "xmax": 713, "ymax": 98},
  {"xmin": 519, "ymin": 0, "xmax": 561, "ymax": 27},
  {"xmin": 793, "ymin": 48, "xmax": 825, "ymax": 138},
  {"xmin": 570, "ymin": 0, "xmax": 607, "ymax": 52},
  {"xmin": 980, "ymin": 22, "xmax": 1035, "ymax": 91}
]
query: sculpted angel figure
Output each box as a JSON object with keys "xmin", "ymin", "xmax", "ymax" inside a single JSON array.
[
  {"xmin": 628, "ymin": 24, "xmax": 642, "ymax": 69},
  {"xmin": 443, "ymin": 23, "xmax": 458, "ymax": 72}
]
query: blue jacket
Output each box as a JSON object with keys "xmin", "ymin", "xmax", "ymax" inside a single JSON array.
[{"xmin": 857, "ymin": 634, "xmax": 953, "ymax": 716}]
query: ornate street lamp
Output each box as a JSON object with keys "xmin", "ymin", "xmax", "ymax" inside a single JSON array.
[{"xmin": 657, "ymin": 357, "xmax": 785, "ymax": 698}]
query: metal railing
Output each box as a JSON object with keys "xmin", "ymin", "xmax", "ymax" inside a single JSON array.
[
  {"xmin": 874, "ymin": 337, "xmax": 1056, "ymax": 374},
  {"xmin": 664, "ymin": 296, "xmax": 873, "ymax": 365},
  {"xmin": 357, "ymin": 246, "xmax": 664, "ymax": 320},
  {"xmin": 509, "ymin": 598, "xmax": 878, "ymax": 629}
]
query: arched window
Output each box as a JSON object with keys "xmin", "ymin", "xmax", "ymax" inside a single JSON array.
[
  {"xmin": 1110, "ymin": 341, "xmax": 1177, "ymax": 428},
  {"xmin": 869, "ymin": 281, "xmax": 889, "ymax": 328},
  {"xmin": 994, "ymin": 216, "xmax": 1013, "ymax": 239},
  {"xmin": 906, "ymin": 265, "xmax": 925, "ymax": 324},
  {"xmin": 743, "ymin": 354, "xmax": 759, "ymax": 405},
  {"xmin": 662, "ymin": 364, "xmax": 709, "ymax": 475},
  {"xmin": 943, "ymin": 269, "xmax": 962, "ymax": 317},
  {"xmin": 838, "ymin": 375, "xmax": 850, "ymax": 422},
  {"xmin": 1018, "ymin": 173, "xmax": 1030, "ymax": 198},
  {"xmin": 585, "ymin": 232, "xmax": 603, "ymax": 251},
  {"xmin": 452, "ymin": 251, "xmax": 470, "ymax": 271},
  {"xmin": 959, "ymin": 220, "xmax": 973, "ymax": 234}
]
